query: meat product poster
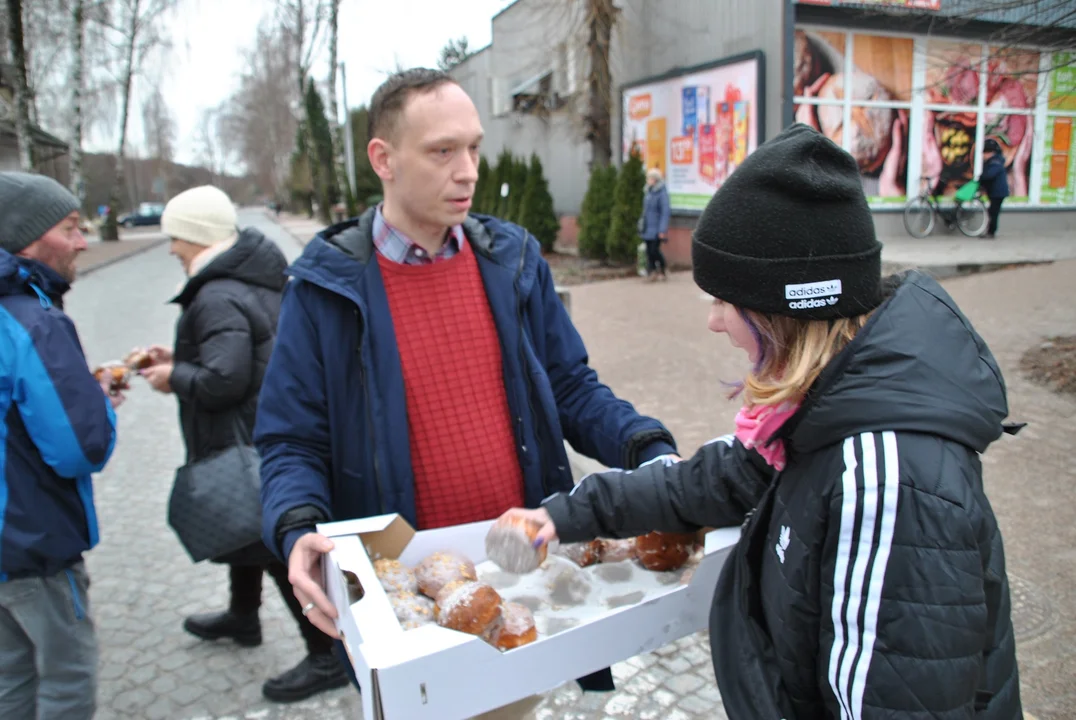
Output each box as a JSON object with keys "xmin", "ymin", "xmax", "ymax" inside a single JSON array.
[
  {"xmin": 622, "ymin": 54, "xmax": 761, "ymax": 212},
  {"xmin": 793, "ymin": 29, "xmax": 913, "ymax": 203}
]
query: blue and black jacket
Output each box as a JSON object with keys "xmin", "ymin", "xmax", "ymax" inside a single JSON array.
[{"xmin": 0, "ymin": 250, "xmax": 117, "ymax": 581}]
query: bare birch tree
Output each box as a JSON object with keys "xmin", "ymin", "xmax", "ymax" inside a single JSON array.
[
  {"xmin": 99, "ymin": 0, "xmax": 179, "ymax": 240},
  {"xmin": 326, "ymin": 0, "xmax": 350, "ymax": 205},
  {"xmin": 70, "ymin": 0, "xmax": 85, "ymax": 198},
  {"xmin": 5, "ymin": 0, "xmax": 34, "ymax": 169}
]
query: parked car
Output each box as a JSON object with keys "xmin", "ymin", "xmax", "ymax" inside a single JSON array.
[{"xmin": 117, "ymin": 203, "xmax": 165, "ymax": 228}]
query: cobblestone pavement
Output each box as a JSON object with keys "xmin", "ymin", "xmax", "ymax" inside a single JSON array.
[{"xmin": 65, "ymin": 209, "xmax": 1069, "ymax": 719}]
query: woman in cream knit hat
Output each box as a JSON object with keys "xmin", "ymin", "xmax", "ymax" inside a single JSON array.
[{"xmin": 139, "ymin": 186, "xmax": 349, "ymax": 701}]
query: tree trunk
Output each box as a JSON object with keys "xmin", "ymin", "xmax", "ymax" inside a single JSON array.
[
  {"xmin": 6, "ymin": 0, "xmax": 34, "ymax": 171},
  {"xmin": 327, "ymin": 0, "xmax": 350, "ymax": 206},
  {"xmin": 101, "ymin": 1, "xmax": 139, "ymax": 242},
  {"xmin": 585, "ymin": 0, "xmax": 616, "ymax": 168},
  {"xmin": 69, "ymin": 0, "xmax": 85, "ymax": 204}
]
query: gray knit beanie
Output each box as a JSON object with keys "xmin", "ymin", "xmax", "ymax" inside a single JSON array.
[{"xmin": 0, "ymin": 172, "xmax": 81, "ymax": 254}]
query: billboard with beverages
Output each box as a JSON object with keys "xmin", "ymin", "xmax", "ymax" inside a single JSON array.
[{"xmin": 621, "ymin": 51, "xmax": 764, "ymax": 212}]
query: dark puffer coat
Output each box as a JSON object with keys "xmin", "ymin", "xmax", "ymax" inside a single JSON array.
[
  {"xmin": 544, "ymin": 271, "xmax": 1022, "ymax": 719},
  {"xmin": 170, "ymin": 228, "xmax": 287, "ymax": 463}
]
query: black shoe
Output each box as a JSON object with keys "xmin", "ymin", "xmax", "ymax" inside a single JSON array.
[
  {"xmin": 262, "ymin": 653, "xmax": 350, "ymax": 703},
  {"xmin": 183, "ymin": 610, "xmax": 262, "ymax": 647}
]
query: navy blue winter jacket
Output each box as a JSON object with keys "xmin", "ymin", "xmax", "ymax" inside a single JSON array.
[
  {"xmin": 256, "ymin": 210, "xmax": 677, "ymax": 560},
  {"xmin": 980, "ymin": 153, "xmax": 1010, "ymax": 200},
  {"xmin": 0, "ymin": 251, "xmax": 117, "ymax": 580}
]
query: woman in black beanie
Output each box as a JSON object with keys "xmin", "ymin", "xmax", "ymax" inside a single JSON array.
[{"xmin": 497, "ymin": 124, "xmax": 1022, "ymax": 719}]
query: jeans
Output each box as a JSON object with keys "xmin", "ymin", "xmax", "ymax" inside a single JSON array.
[
  {"xmin": 0, "ymin": 562, "xmax": 97, "ymax": 720},
  {"xmin": 230, "ymin": 561, "xmax": 333, "ymax": 655}
]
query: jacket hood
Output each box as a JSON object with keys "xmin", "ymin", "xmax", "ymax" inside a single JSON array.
[
  {"xmin": 782, "ymin": 271, "xmax": 1010, "ymax": 454},
  {"xmin": 0, "ymin": 250, "xmax": 71, "ymax": 303},
  {"xmin": 286, "ymin": 208, "xmax": 534, "ymax": 304},
  {"xmin": 172, "ymin": 227, "xmax": 287, "ymax": 305}
]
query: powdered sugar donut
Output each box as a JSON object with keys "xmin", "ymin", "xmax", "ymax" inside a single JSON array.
[
  {"xmin": 485, "ymin": 516, "xmax": 547, "ymax": 574},
  {"xmin": 389, "ymin": 591, "xmax": 435, "ymax": 629},
  {"xmin": 373, "ymin": 558, "xmax": 418, "ymax": 594},
  {"xmin": 415, "ymin": 551, "xmax": 477, "ymax": 599},
  {"xmin": 599, "ymin": 538, "xmax": 636, "ymax": 563},
  {"xmin": 436, "ymin": 582, "xmax": 502, "ymax": 637},
  {"xmin": 557, "ymin": 540, "xmax": 602, "ymax": 568},
  {"xmin": 490, "ymin": 602, "xmax": 538, "ymax": 650}
]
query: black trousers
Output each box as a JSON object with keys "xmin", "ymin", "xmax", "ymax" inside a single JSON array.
[
  {"xmin": 644, "ymin": 239, "xmax": 666, "ymax": 274},
  {"xmin": 987, "ymin": 197, "xmax": 1004, "ymax": 235},
  {"xmin": 230, "ymin": 560, "xmax": 333, "ymax": 656}
]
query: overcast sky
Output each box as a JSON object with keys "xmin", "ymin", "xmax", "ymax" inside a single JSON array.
[{"xmin": 85, "ymin": 0, "xmax": 512, "ymax": 166}]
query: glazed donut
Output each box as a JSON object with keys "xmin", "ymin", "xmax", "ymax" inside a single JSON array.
[
  {"xmin": 415, "ymin": 551, "xmax": 477, "ymax": 598},
  {"xmin": 558, "ymin": 540, "xmax": 602, "ymax": 568},
  {"xmin": 389, "ymin": 591, "xmax": 435, "ymax": 629},
  {"xmin": 373, "ymin": 558, "xmax": 418, "ymax": 595},
  {"xmin": 124, "ymin": 348, "xmax": 154, "ymax": 370},
  {"xmin": 485, "ymin": 516, "xmax": 547, "ymax": 574},
  {"xmin": 490, "ymin": 602, "xmax": 538, "ymax": 650},
  {"xmin": 634, "ymin": 531, "xmax": 695, "ymax": 572},
  {"xmin": 436, "ymin": 582, "xmax": 503, "ymax": 637},
  {"xmin": 93, "ymin": 364, "xmax": 130, "ymax": 392},
  {"xmin": 599, "ymin": 538, "xmax": 636, "ymax": 563}
]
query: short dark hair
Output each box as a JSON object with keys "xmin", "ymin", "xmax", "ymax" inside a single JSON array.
[{"xmin": 368, "ymin": 68, "xmax": 458, "ymax": 141}]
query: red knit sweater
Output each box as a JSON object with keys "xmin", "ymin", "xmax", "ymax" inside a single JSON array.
[{"xmin": 377, "ymin": 240, "xmax": 525, "ymax": 529}]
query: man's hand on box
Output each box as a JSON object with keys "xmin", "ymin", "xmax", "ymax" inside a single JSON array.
[{"xmin": 288, "ymin": 532, "xmax": 340, "ymax": 638}]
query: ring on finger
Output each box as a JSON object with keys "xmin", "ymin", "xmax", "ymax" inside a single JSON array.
[{"xmin": 301, "ymin": 602, "xmax": 316, "ymax": 617}]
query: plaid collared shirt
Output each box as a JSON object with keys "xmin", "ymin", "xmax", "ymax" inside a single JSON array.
[{"xmin": 372, "ymin": 205, "xmax": 466, "ymax": 265}]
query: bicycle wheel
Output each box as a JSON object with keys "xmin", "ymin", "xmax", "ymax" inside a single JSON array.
[
  {"xmin": 903, "ymin": 197, "xmax": 935, "ymax": 238},
  {"xmin": 957, "ymin": 197, "xmax": 988, "ymax": 237}
]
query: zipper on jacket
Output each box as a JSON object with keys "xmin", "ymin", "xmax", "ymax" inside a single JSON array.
[
  {"xmin": 512, "ymin": 236, "xmax": 551, "ymax": 497},
  {"xmin": 355, "ymin": 308, "xmax": 386, "ymax": 514}
]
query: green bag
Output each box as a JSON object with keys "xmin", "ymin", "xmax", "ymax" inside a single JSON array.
[{"xmin": 954, "ymin": 180, "xmax": 980, "ymax": 202}]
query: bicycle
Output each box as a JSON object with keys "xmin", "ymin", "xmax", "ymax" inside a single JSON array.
[{"xmin": 902, "ymin": 176, "xmax": 988, "ymax": 238}]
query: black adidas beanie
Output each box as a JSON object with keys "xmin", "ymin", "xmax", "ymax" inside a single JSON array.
[{"xmin": 691, "ymin": 123, "xmax": 883, "ymax": 320}]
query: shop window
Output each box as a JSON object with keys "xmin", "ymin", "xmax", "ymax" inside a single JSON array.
[
  {"xmin": 794, "ymin": 30, "xmax": 912, "ymax": 203},
  {"xmin": 1042, "ymin": 51, "xmax": 1076, "ymax": 205}
]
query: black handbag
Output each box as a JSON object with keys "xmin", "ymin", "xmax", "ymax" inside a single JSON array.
[{"xmin": 167, "ymin": 413, "xmax": 264, "ymax": 563}]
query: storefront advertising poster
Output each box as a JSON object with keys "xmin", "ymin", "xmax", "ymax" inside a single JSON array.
[{"xmin": 621, "ymin": 51, "xmax": 764, "ymax": 212}]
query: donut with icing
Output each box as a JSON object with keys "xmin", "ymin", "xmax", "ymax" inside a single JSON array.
[
  {"xmin": 389, "ymin": 591, "xmax": 435, "ymax": 629},
  {"xmin": 485, "ymin": 516, "xmax": 547, "ymax": 574},
  {"xmin": 490, "ymin": 602, "xmax": 538, "ymax": 650},
  {"xmin": 433, "ymin": 579, "xmax": 475, "ymax": 620},
  {"xmin": 373, "ymin": 558, "xmax": 418, "ymax": 595},
  {"xmin": 558, "ymin": 540, "xmax": 602, "ymax": 568},
  {"xmin": 436, "ymin": 582, "xmax": 503, "ymax": 637},
  {"xmin": 415, "ymin": 551, "xmax": 477, "ymax": 598},
  {"xmin": 634, "ymin": 531, "xmax": 695, "ymax": 572},
  {"xmin": 599, "ymin": 537, "xmax": 636, "ymax": 563}
]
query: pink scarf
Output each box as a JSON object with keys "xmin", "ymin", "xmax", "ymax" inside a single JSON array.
[{"xmin": 734, "ymin": 401, "xmax": 801, "ymax": 471}]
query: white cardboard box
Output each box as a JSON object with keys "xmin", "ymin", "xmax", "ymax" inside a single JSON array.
[{"xmin": 317, "ymin": 515, "xmax": 740, "ymax": 720}]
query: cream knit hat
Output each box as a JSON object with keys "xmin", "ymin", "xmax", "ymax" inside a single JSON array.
[{"xmin": 161, "ymin": 185, "xmax": 237, "ymax": 247}]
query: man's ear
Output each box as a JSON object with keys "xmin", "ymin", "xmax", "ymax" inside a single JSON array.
[{"xmin": 368, "ymin": 138, "xmax": 393, "ymax": 182}]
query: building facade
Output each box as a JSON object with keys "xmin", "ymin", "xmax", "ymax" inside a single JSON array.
[{"xmin": 453, "ymin": 0, "xmax": 1076, "ymax": 265}]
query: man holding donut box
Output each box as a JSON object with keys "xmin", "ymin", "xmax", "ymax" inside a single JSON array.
[{"xmin": 255, "ymin": 69, "xmax": 679, "ymax": 701}]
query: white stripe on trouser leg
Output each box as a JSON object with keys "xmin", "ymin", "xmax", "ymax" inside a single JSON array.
[
  {"xmin": 849, "ymin": 431, "xmax": 900, "ymax": 717},
  {"xmin": 827, "ymin": 436, "xmax": 860, "ymax": 720}
]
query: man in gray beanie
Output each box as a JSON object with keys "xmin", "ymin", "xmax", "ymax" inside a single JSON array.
[{"xmin": 0, "ymin": 171, "xmax": 122, "ymax": 719}]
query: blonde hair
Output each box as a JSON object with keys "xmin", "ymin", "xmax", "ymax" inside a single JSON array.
[
  {"xmin": 739, "ymin": 310, "xmax": 873, "ymax": 406},
  {"xmin": 646, "ymin": 168, "xmax": 663, "ymax": 182}
]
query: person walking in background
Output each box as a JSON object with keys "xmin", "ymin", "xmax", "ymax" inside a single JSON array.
[
  {"xmin": 138, "ymin": 185, "xmax": 347, "ymax": 703},
  {"xmin": 979, "ymin": 138, "xmax": 1009, "ymax": 239},
  {"xmin": 639, "ymin": 167, "xmax": 671, "ymax": 281},
  {"xmin": 0, "ymin": 172, "xmax": 122, "ymax": 720}
]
